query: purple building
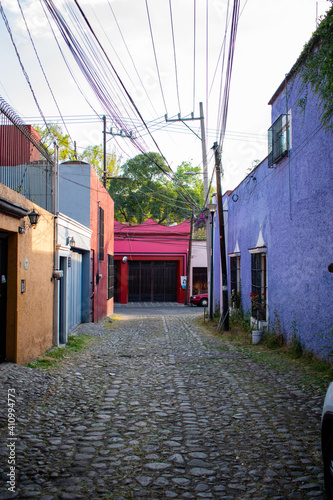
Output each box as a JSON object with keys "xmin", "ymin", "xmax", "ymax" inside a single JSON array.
[{"xmin": 214, "ymin": 19, "xmax": 333, "ymax": 357}]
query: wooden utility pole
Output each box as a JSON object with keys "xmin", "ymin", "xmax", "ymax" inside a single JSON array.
[
  {"xmin": 165, "ymin": 102, "xmax": 210, "ymax": 310},
  {"xmin": 213, "ymin": 142, "xmax": 229, "ymax": 331},
  {"xmin": 165, "ymin": 102, "xmax": 208, "ymax": 203}
]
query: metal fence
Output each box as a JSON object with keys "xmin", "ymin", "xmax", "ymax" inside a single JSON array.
[{"xmin": 0, "ymin": 97, "xmax": 54, "ymax": 213}]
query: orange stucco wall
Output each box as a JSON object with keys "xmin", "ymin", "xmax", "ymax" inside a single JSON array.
[{"xmin": 0, "ymin": 184, "xmax": 54, "ymax": 365}]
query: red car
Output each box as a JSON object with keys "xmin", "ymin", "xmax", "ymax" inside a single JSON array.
[{"xmin": 190, "ymin": 293, "xmax": 208, "ymax": 307}]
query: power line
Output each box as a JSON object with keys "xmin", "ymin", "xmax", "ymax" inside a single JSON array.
[
  {"xmin": 217, "ymin": 0, "xmax": 241, "ymax": 152},
  {"xmin": 16, "ymin": 0, "xmax": 73, "ymax": 146},
  {"xmin": 169, "ymin": 0, "xmax": 182, "ymax": 114},
  {"xmin": 23, "ymin": 114, "xmax": 267, "ymax": 142},
  {"xmin": 193, "ymin": 0, "xmax": 197, "ymax": 114},
  {"xmin": 0, "ymin": 2, "xmax": 51, "ymax": 137},
  {"xmin": 107, "ymin": 0, "xmax": 159, "ymax": 119},
  {"xmin": 145, "ymin": 0, "xmax": 169, "ymax": 116}
]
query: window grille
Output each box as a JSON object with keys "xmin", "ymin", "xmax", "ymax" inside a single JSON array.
[
  {"xmin": 268, "ymin": 113, "xmax": 290, "ymax": 167},
  {"xmin": 230, "ymin": 256, "xmax": 241, "ymax": 308},
  {"xmin": 251, "ymin": 253, "xmax": 267, "ymax": 321}
]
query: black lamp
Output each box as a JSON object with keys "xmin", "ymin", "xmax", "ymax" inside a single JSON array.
[{"xmin": 28, "ymin": 209, "xmax": 39, "ymax": 226}]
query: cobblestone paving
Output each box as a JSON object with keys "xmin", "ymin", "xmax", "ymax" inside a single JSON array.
[{"xmin": 0, "ymin": 305, "xmax": 327, "ymax": 499}]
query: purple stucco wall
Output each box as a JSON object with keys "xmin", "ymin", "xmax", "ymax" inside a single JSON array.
[{"xmin": 223, "ymin": 72, "xmax": 333, "ymax": 357}]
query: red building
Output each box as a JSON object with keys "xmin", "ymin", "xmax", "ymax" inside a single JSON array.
[
  {"xmin": 90, "ymin": 169, "xmax": 114, "ymax": 321},
  {"xmin": 0, "ymin": 125, "xmax": 41, "ymax": 166},
  {"xmin": 114, "ymin": 219, "xmax": 190, "ymax": 303}
]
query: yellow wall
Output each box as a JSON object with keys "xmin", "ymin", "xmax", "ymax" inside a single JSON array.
[{"xmin": 0, "ymin": 185, "xmax": 54, "ymax": 365}]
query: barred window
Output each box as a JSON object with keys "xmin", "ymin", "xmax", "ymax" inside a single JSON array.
[
  {"xmin": 251, "ymin": 252, "xmax": 267, "ymax": 321},
  {"xmin": 230, "ymin": 256, "xmax": 241, "ymax": 308}
]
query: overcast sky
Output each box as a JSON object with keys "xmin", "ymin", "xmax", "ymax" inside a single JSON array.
[{"xmin": 0, "ymin": 0, "xmax": 331, "ymax": 191}]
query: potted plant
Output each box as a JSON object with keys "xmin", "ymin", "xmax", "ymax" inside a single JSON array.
[{"xmin": 250, "ymin": 292, "xmax": 265, "ymax": 344}]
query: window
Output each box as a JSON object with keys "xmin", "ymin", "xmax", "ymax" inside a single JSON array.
[
  {"xmin": 99, "ymin": 207, "xmax": 104, "ymax": 261},
  {"xmin": 107, "ymin": 255, "xmax": 114, "ymax": 300},
  {"xmin": 268, "ymin": 113, "xmax": 291, "ymax": 167},
  {"xmin": 230, "ymin": 256, "xmax": 241, "ymax": 308},
  {"xmin": 251, "ymin": 252, "xmax": 267, "ymax": 321}
]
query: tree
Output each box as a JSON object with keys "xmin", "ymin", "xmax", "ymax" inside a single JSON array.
[
  {"xmin": 79, "ymin": 145, "xmax": 121, "ymax": 185},
  {"xmin": 35, "ymin": 124, "xmax": 75, "ymax": 161},
  {"xmin": 108, "ymin": 154, "xmax": 206, "ymax": 225},
  {"xmin": 35, "ymin": 124, "xmax": 120, "ymax": 182}
]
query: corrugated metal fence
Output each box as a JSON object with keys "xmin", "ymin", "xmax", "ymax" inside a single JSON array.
[{"xmin": 0, "ymin": 97, "xmax": 54, "ymax": 213}]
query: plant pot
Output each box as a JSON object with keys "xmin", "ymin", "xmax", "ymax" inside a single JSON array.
[{"xmin": 252, "ymin": 330, "xmax": 263, "ymax": 345}]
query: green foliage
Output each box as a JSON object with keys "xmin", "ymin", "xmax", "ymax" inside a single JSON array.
[
  {"xmin": 295, "ymin": 6, "xmax": 333, "ymax": 129},
  {"xmin": 35, "ymin": 124, "xmax": 120, "ymax": 182},
  {"xmin": 109, "ymin": 156, "xmax": 205, "ymax": 224},
  {"xmin": 28, "ymin": 358, "xmax": 56, "ymax": 369},
  {"xmin": 193, "ymin": 226, "xmax": 206, "ymax": 240},
  {"xmin": 35, "ymin": 123, "xmax": 75, "ymax": 161},
  {"xmin": 287, "ymin": 321, "xmax": 303, "ymax": 359},
  {"xmin": 27, "ymin": 334, "xmax": 94, "ymax": 369},
  {"xmin": 230, "ymin": 308, "xmax": 252, "ymax": 334},
  {"xmin": 79, "ymin": 145, "xmax": 121, "ymax": 186},
  {"xmin": 317, "ymin": 328, "xmax": 333, "ymax": 357},
  {"xmin": 265, "ymin": 309, "xmax": 285, "ymax": 349}
]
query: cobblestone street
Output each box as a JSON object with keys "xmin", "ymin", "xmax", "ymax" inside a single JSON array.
[{"xmin": 0, "ymin": 305, "xmax": 327, "ymax": 499}]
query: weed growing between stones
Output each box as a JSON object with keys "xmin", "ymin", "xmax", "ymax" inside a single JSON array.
[
  {"xmin": 26, "ymin": 334, "xmax": 95, "ymax": 369},
  {"xmin": 200, "ymin": 309, "xmax": 333, "ymax": 390}
]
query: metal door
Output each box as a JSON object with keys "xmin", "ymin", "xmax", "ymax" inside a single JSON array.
[
  {"xmin": 154, "ymin": 261, "xmax": 177, "ymax": 301},
  {"xmin": 0, "ymin": 232, "xmax": 8, "ymax": 362},
  {"xmin": 59, "ymin": 257, "xmax": 67, "ymax": 344},
  {"xmin": 129, "ymin": 261, "xmax": 141, "ymax": 301},
  {"xmin": 129, "ymin": 261, "xmax": 177, "ymax": 302},
  {"xmin": 68, "ymin": 251, "xmax": 82, "ymax": 331}
]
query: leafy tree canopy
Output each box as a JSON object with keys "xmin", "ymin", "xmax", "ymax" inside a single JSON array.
[
  {"xmin": 108, "ymin": 153, "xmax": 206, "ymax": 225},
  {"xmin": 35, "ymin": 124, "xmax": 120, "ymax": 181}
]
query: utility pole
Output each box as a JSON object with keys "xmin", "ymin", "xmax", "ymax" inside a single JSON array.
[
  {"xmin": 185, "ymin": 209, "xmax": 194, "ymax": 306},
  {"xmin": 165, "ymin": 103, "xmax": 211, "ymax": 311},
  {"xmin": 102, "ymin": 115, "xmax": 135, "ymax": 189},
  {"xmin": 165, "ymin": 102, "xmax": 208, "ymax": 202},
  {"xmin": 213, "ymin": 142, "xmax": 229, "ymax": 331}
]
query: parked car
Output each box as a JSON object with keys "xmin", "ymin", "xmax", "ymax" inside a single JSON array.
[
  {"xmin": 190, "ymin": 293, "xmax": 208, "ymax": 307},
  {"xmin": 322, "ymin": 382, "xmax": 333, "ymax": 498}
]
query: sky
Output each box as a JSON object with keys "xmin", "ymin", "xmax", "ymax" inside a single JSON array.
[{"xmin": 0, "ymin": 0, "xmax": 331, "ymax": 193}]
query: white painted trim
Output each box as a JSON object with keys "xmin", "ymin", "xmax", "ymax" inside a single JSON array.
[
  {"xmin": 57, "ymin": 212, "xmax": 92, "ymax": 238},
  {"xmin": 248, "ymin": 246, "xmax": 267, "ymax": 254}
]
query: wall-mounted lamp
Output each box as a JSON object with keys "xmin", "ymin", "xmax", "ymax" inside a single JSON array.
[
  {"xmin": 28, "ymin": 209, "xmax": 39, "ymax": 226},
  {"xmin": 122, "ymin": 256, "xmax": 128, "ymax": 263},
  {"xmin": 67, "ymin": 236, "xmax": 76, "ymax": 248}
]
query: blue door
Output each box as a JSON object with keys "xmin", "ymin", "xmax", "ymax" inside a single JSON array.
[{"xmin": 68, "ymin": 251, "xmax": 82, "ymax": 332}]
